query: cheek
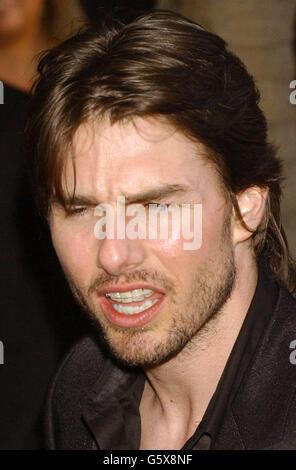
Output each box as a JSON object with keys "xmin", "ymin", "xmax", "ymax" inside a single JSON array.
[
  {"xmin": 146, "ymin": 237, "xmax": 203, "ymax": 282},
  {"xmin": 200, "ymin": 200, "xmax": 229, "ymax": 253},
  {"xmin": 147, "ymin": 206, "xmax": 226, "ymax": 276},
  {"xmin": 50, "ymin": 222, "xmax": 97, "ymax": 282}
]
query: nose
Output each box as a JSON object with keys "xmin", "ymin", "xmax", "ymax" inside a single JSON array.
[{"xmin": 96, "ymin": 237, "xmax": 146, "ymax": 275}]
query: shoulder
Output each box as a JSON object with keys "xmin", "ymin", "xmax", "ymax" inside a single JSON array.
[
  {"xmin": 45, "ymin": 335, "xmax": 107, "ymax": 449},
  {"xmin": 229, "ymin": 284, "xmax": 296, "ymax": 449},
  {"xmin": 268, "ymin": 284, "xmax": 296, "ymax": 341},
  {"xmin": 50, "ymin": 335, "xmax": 106, "ymax": 390}
]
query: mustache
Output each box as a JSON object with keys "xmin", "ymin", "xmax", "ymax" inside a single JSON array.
[{"xmin": 87, "ymin": 269, "xmax": 175, "ymax": 296}]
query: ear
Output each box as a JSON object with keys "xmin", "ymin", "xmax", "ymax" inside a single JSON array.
[{"xmin": 232, "ymin": 186, "xmax": 269, "ymax": 244}]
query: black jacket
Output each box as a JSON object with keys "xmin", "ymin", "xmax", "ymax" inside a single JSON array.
[{"xmin": 45, "ymin": 279, "xmax": 296, "ymax": 450}]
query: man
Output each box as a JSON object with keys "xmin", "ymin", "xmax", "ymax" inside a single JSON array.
[{"xmin": 27, "ymin": 10, "xmax": 296, "ymax": 450}]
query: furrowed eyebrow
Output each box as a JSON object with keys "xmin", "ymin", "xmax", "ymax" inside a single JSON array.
[
  {"xmin": 53, "ymin": 195, "xmax": 99, "ymax": 209},
  {"xmin": 57, "ymin": 184, "xmax": 190, "ymax": 208},
  {"xmin": 124, "ymin": 184, "xmax": 190, "ymax": 204}
]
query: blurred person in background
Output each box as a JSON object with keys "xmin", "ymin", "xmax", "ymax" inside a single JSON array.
[
  {"xmin": 0, "ymin": 0, "xmax": 57, "ymax": 92},
  {"xmin": 0, "ymin": 0, "xmax": 88, "ymax": 450},
  {"xmin": 0, "ymin": 0, "xmax": 85, "ymax": 92}
]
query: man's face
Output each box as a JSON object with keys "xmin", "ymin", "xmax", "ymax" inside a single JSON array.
[{"xmin": 49, "ymin": 117, "xmax": 235, "ymax": 367}]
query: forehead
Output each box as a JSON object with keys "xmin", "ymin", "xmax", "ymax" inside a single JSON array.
[{"xmin": 65, "ymin": 117, "xmax": 220, "ymax": 200}]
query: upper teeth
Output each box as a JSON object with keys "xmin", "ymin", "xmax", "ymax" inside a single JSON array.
[
  {"xmin": 112, "ymin": 299, "xmax": 159, "ymax": 315},
  {"xmin": 106, "ymin": 288, "xmax": 154, "ymax": 303}
]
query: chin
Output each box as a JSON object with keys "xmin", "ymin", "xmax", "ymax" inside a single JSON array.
[{"xmin": 97, "ymin": 321, "xmax": 194, "ymax": 368}]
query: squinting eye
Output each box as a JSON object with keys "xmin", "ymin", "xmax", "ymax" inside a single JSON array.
[
  {"xmin": 67, "ymin": 206, "xmax": 89, "ymax": 217},
  {"xmin": 147, "ymin": 203, "xmax": 171, "ymax": 211}
]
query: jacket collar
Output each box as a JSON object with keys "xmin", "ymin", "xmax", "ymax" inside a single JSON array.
[{"xmin": 82, "ymin": 358, "xmax": 145, "ymax": 450}]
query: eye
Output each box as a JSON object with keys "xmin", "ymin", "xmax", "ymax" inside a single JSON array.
[
  {"xmin": 146, "ymin": 202, "xmax": 172, "ymax": 211},
  {"xmin": 67, "ymin": 206, "xmax": 89, "ymax": 217}
]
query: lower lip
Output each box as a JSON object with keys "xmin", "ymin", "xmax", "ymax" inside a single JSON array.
[{"xmin": 98, "ymin": 295, "xmax": 166, "ymax": 328}]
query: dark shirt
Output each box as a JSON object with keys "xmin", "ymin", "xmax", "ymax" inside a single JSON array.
[{"xmin": 81, "ymin": 265, "xmax": 278, "ymax": 450}]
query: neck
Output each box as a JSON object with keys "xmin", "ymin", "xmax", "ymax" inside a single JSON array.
[{"xmin": 140, "ymin": 249, "xmax": 258, "ymax": 437}]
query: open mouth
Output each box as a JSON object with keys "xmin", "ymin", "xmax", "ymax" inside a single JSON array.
[
  {"xmin": 106, "ymin": 288, "xmax": 161, "ymax": 314},
  {"xmin": 97, "ymin": 285, "xmax": 166, "ymax": 328}
]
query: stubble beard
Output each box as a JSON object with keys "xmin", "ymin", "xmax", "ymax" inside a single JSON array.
[{"xmin": 67, "ymin": 219, "xmax": 236, "ymax": 368}]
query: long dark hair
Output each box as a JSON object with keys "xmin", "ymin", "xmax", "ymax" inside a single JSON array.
[{"xmin": 27, "ymin": 9, "xmax": 296, "ymax": 294}]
